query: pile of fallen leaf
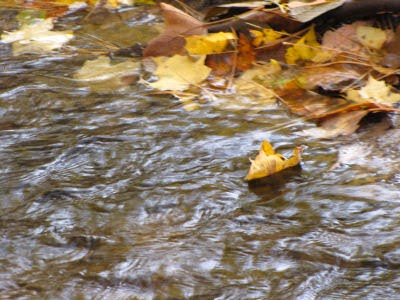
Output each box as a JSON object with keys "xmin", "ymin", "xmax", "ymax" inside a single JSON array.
[
  {"xmin": 141, "ymin": 1, "xmax": 400, "ymax": 180},
  {"xmin": 2, "ymin": 0, "xmax": 400, "ymax": 181}
]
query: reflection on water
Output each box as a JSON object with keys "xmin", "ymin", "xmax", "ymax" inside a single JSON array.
[{"xmin": 1, "ymin": 5, "xmax": 400, "ymax": 300}]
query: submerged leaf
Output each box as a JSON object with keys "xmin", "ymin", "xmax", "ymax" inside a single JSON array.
[
  {"xmin": 73, "ymin": 56, "xmax": 140, "ymax": 92},
  {"xmin": 301, "ymin": 110, "xmax": 368, "ymax": 139},
  {"xmin": 1, "ymin": 18, "xmax": 73, "ymax": 55},
  {"xmin": 149, "ymin": 55, "xmax": 211, "ymax": 91},
  {"xmin": 245, "ymin": 141, "xmax": 302, "ymax": 181}
]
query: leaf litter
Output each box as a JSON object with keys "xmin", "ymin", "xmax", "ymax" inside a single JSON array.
[
  {"xmin": 137, "ymin": 2, "xmax": 400, "ymax": 180},
  {"xmin": 9, "ymin": 0, "xmax": 400, "ymax": 181}
]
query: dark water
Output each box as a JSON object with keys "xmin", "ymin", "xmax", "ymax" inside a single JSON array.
[{"xmin": 1, "ymin": 5, "xmax": 400, "ymax": 300}]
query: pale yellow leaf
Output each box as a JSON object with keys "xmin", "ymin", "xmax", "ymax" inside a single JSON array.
[
  {"xmin": 285, "ymin": 26, "xmax": 320, "ymax": 64},
  {"xmin": 185, "ymin": 32, "xmax": 236, "ymax": 55},
  {"xmin": 346, "ymin": 76, "xmax": 400, "ymax": 106},
  {"xmin": 149, "ymin": 55, "xmax": 211, "ymax": 91},
  {"xmin": 356, "ymin": 26, "xmax": 387, "ymax": 50},
  {"xmin": 1, "ymin": 18, "xmax": 73, "ymax": 55},
  {"xmin": 288, "ymin": 0, "xmax": 345, "ymax": 23},
  {"xmin": 210, "ymin": 62, "xmax": 281, "ymax": 111},
  {"xmin": 73, "ymin": 55, "xmax": 141, "ymax": 92}
]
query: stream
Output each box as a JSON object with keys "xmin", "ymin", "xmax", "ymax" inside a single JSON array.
[{"xmin": 1, "ymin": 4, "xmax": 400, "ymax": 299}]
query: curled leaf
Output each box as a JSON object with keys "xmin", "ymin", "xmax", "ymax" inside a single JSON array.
[{"xmin": 245, "ymin": 141, "xmax": 302, "ymax": 181}]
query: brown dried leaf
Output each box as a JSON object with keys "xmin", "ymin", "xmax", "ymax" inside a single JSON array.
[
  {"xmin": 298, "ymin": 66, "xmax": 361, "ymax": 91},
  {"xmin": 322, "ymin": 21, "xmax": 370, "ymax": 55},
  {"xmin": 143, "ymin": 3, "xmax": 206, "ymax": 57},
  {"xmin": 301, "ymin": 110, "xmax": 368, "ymax": 138}
]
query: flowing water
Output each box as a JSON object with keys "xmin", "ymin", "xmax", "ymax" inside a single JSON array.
[{"xmin": 1, "ymin": 4, "xmax": 400, "ymax": 300}]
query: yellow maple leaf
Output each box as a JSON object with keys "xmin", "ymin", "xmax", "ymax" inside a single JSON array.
[
  {"xmin": 245, "ymin": 141, "xmax": 302, "ymax": 181},
  {"xmin": 184, "ymin": 32, "xmax": 236, "ymax": 55},
  {"xmin": 346, "ymin": 76, "xmax": 400, "ymax": 106},
  {"xmin": 285, "ymin": 26, "xmax": 320, "ymax": 64},
  {"xmin": 149, "ymin": 55, "xmax": 211, "ymax": 91},
  {"xmin": 249, "ymin": 28, "xmax": 284, "ymax": 47}
]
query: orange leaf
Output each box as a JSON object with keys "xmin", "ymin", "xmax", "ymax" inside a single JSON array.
[
  {"xmin": 205, "ymin": 33, "xmax": 255, "ymax": 76},
  {"xmin": 245, "ymin": 141, "xmax": 302, "ymax": 181},
  {"xmin": 206, "ymin": 53, "xmax": 235, "ymax": 77},
  {"xmin": 236, "ymin": 33, "xmax": 256, "ymax": 71}
]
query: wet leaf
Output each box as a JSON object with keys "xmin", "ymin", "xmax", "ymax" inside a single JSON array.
[
  {"xmin": 249, "ymin": 28, "xmax": 285, "ymax": 47},
  {"xmin": 211, "ymin": 80, "xmax": 277, "ymax": 111},
  {"xmin": 297, "ymin": 66, "xmax": 361, "ymax": 91},
  {"xmin": 55, "ymin": 0, "xmax": 132, "ymax": 8},
  {"xmin": 245, "ymin": 141, "xmax": 302, "ymax": 181},
  {"xmin": 73, "ymin": 55, "xmax": 141, "ymax": 92},
  {"xmin": 321, "ymin": 21, "xmax": 372, "ymax": 56},
  {"xmin": 285, "ymin": 26, "xmax": 320, "ymax": 64},
  {"xmin": 356, "ymin": 26, "xmax": 387, "ymax": 50},
  {"xmin": 301, "ymin": 110, "xmax": 368, "ymax": 138},
  {"xmin": 185, "ymin": 32, "xmax": 236, "ymax": 55},
  {"xmin": 149, "ymin": 55, "xmax": 211, "ymax": 91},
  {"xmin": 236, "ymin": 33, "xmax": 256, "ymax": 71},
  {"xmin": 143, "ymin": 3, "xmax": 206, "ymax": 57},
  {"xmin": 288, "ymin": 0, "xmax": 345, "ymax": 23},
  {"xmin": 205, "ymin": 53, "xmax": 233, "ymax": 77},
  {"xmin": 277, "ymin": 80, "xmax": 350, "ymax": 117},
  {"xmin": 346, "ymin": 76, "xmax": 400, "ymax": 106},
  {"xmin": 1, "ymin": 18, "xmax": 73, "ymax": 55},
  {"xmin": 204, "ymin": 33, "xmax": 255, "ymax": 76}
]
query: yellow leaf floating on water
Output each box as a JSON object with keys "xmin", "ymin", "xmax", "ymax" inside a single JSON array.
[
  {"xmin": 245, "ymin": 141, "xmax": 302, "ymax": 181},
  {"xmin": 149, "ymin": 54, "xmax": 211, "ymax": 91},
  {"xmin": 185, "ymin": 32, "xmax": 236, "ymax": 55},
  {"xmin": 285, "ymin": 26, "xmax": 320, "ymax": 64}
]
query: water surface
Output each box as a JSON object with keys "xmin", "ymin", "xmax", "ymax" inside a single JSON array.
[{"xmin": 1, "ymin": 4, "xmax": 400, "ymax": 299}]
